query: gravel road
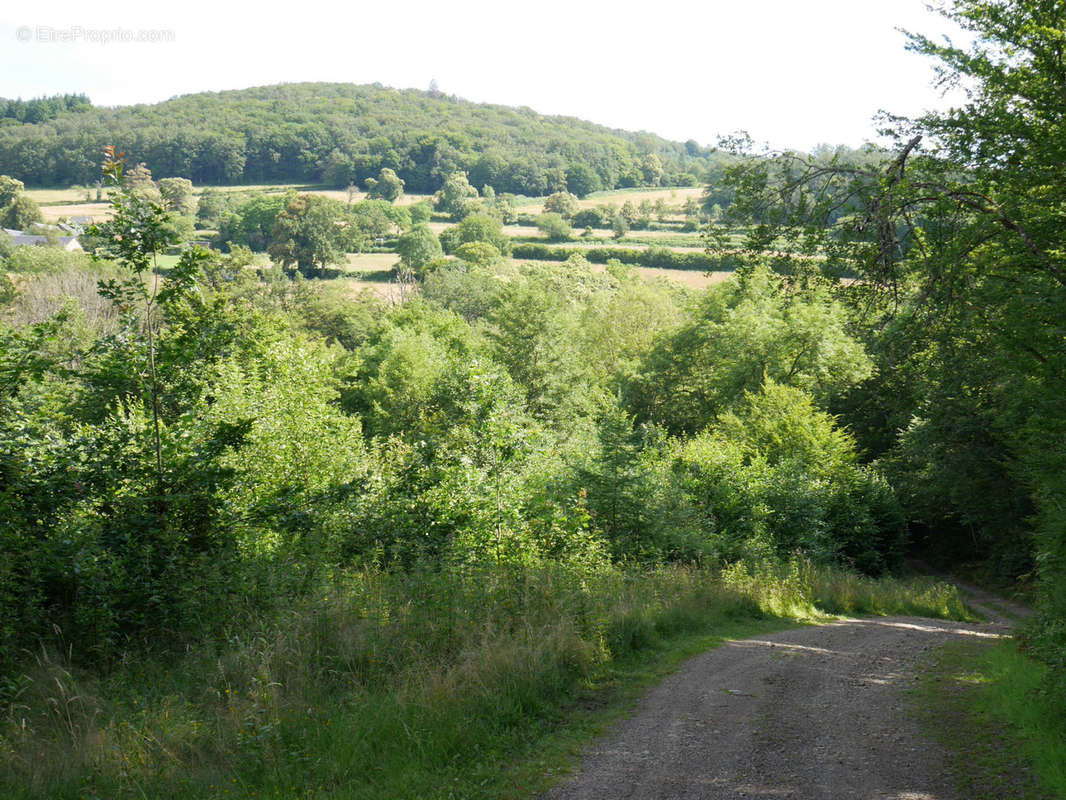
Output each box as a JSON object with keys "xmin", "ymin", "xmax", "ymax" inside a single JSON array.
[{"xmin": 542, "ymin": 607, "xmax": 1012, "ymax": 800}]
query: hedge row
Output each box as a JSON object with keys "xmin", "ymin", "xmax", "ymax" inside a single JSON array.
[{"xmin": 511, "ymin": 243, "xmax": 738, "ymax": 271}]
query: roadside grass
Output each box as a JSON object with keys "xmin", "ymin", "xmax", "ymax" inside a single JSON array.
[
  {"xmin": 913, "ymin": 638, "xmax": 1066, "ymax": 799},
  {"xmin": 0, "ymin": 560, "xmax": 967, "ymax": 800}
]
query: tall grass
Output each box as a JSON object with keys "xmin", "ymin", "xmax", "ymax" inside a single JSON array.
[
  {"xmin": 0, "ymin": 560, "xmax": 966, "ymax": 800},
  {"xmin": 721, "ymin": 558, "xmax": 970, "ymax": 620}
]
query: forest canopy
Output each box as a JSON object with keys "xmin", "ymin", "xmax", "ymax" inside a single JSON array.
[{"xmin": 0, "ymin": 82, "xmax": 716, "ymax": 192}]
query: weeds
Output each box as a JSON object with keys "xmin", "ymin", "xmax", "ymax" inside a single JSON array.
[{"xmin": 0, "ymin": 560, "xmax": 965, "ymax": 799}]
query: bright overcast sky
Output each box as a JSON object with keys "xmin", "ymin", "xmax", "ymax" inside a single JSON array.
[{"xmin": 0, "ymin": 0, "xmax": 969, "ymax": 153}]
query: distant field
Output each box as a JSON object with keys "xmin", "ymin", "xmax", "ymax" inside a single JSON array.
[
  {"xmin": 23, "ymin": 187, "xmax": 100, "ymax": 205},
  {"xmin": 513, "ymin": 186, "xmax": 705, "ymax": 213},
  {"xmin": 25, "ymin": 182, "xmax": 433, "ymax": 205},
  {"xmin": 26, "ymin": 184, "xmax": 702, "ymax": 222},
  {"xmin": 310, "ymin": 189, "xmax": 433, "ymax": 207},
  {"xmin": 507, "ymin": 256, "xmax": 732, "ymax": 290},
  {"xmin": 25, "ymin": 183, "xmax": 702, "ymax": 213},
  {"xmin": 344, "ymin": 252, "xmax": 399, "ymax": 270},
  {"xmin": 521, "ymin": 239, "xmax": 706, "ymax": 254},
  {"xmin": 38, "ymin": 202, "xmax": 112, "ymax": 222},
  {"xmin": 335, "ymin": 251, "xmax": 732, "ymax": 296}
]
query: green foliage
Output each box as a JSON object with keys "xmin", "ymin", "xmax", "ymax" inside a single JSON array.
[
  {"xmin": 0, "ymin": 92, "xmax": 90, "ymax": 124},
  {"xmin": 3, "ymin": 245, "xmax": 91, "ymax": 274},
  {"xmin": 435, "ymin": 171, "xmax": 480, "ymax": 220},
  {"xmin": 0, "ymin": 272, "xmax": 14, "ymax": 306},
  {"xmin": 0, "ymin": 83, "xmax": 714, "ymax": 194},
  {"xmin": 511, "ymin": 241, "xmax": 730, "ymax": 270},
  {"xmin": 535, "ymin": 212, "xmax": 572, "ymax": 241},
  {"xmin": 453, "ymin": 240, "xmax": 501, "ymax": 268},
  {"xmin": 543, "ymin": 191, "xmax": 579, "ymax": 219},
  {"xmin": 408, "ymin": 199, "xmax": 432, "ymax": 225},
  {"xmin": 439, "ymin": 212, "xmax": 511, "ymax": 256},
  {"xmin": 718, "ymin": 0, "xmax": 1066, "ymax": 701},
  {"xmin": 347, "ymin": 197, "xmax": 410, "ymax": 238},
  {"xmin": 396, "ymin": 223, "xmax": 443, "ymax": 274},
  {"xmin": 157, "ymin": 177, "xmax": 195, "ymax": 215},
  {"xmin": 421, "ymin": 262, "xmax": 507, "ymax": 322},
  {"xmin": 2, "ymin": 195, "xmax": 43, "ymax": 230},
  {"xmin": 215, "ymin": 193, "xmax": 286, "ymax": 251},
  {"xmin": 0, "ymin": 174, "xmax": 24, "ymax": 207},
  {"xmin": 573, "ymin": 207, "xmax": 607, "ymax": 228},
  {"xmin": 267, "ymin": 193, "xmax": 355, "ymax": 277},
  {"xmin": 630, "ymin": 264, "xmax": 872, "ymax": 433},
  {"xmin": 486, "ymin": 270, "xmax": 593, "ymax": 422},
  {"xmin": 365, "ymin": 166, "xmax": 405, "ymax": 201},
  {"xmin": 566, "ymin": 163, "xmax": 602, "ymax": 198},
  {"xmin": 672, "ymin": 380, "xmax": 904, "ymax": 572}
]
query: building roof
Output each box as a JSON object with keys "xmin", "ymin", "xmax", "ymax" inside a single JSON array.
[{"xmin": 3, "ymin": 231, "xmax": 83, "ymax": 250}]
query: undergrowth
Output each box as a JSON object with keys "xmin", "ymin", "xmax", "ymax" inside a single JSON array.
[{"xmin": 0, "ymin": 559, "xmax": 967, "ymax": 800}]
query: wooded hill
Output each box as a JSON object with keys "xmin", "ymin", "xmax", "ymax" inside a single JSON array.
[{"xmin": 0, "ymin": 82, "xmax": 717, "ymax": 192}]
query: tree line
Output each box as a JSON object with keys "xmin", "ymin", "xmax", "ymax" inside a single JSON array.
[
  {"xmin": 0, "ymin": 93, "xmax": 91, "ymax": 126},
  {"xmin": 0, "ymin": 82, "xmax": 717, "ymax": 192}
]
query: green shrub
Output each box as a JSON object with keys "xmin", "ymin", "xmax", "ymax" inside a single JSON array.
[{"xmin": 4, "ymin": 245, "xmax": 91, "ymax": 274}]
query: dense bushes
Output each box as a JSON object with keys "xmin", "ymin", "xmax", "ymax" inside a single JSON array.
[
  {"xmin": 673, "ymin": 381, "xmax": 905, "ymax": 572},
  {"xmin": 0, "ymin": 176, "xmax": 908, "ymax": 676}
]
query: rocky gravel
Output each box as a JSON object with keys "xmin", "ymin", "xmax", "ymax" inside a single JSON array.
[{"xmin": 542, "ymin": 610, "xmax": 1012, "ymax": 800}]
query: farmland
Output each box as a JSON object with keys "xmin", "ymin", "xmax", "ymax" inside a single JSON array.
[
  {"xmin": 23, "ymin": 180, "xmax": 725, "ymax": 294},
  {"xmin": 5, "ymin": 8, "xmax": 1066, "ymax": 793}
]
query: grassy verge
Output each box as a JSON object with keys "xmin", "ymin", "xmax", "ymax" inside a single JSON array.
[
  {"xmin": 1, "ymin": 560, "xmax": 968, "ymax": 800},
  {"xmin": 913, "ymin": 638, "xmax": 1066, "ymax": 799}
]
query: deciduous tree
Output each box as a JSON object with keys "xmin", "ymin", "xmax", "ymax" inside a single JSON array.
[{"xmin": 365, "ymin": 167, "xmax": 405, "ymax": 202}]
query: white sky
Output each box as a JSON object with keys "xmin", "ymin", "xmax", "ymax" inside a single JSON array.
[{"xmin": 0, "ymin": 0, "xmax": 969, "ymax": 153}]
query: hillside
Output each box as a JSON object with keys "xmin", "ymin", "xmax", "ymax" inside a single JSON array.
[{"xmin": 0, "ymin": 82, "xmax": 718, "ymax": 192}]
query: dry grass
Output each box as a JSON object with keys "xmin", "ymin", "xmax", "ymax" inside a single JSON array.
[
  {"xmin": 343, "ymin": 279, "xmax": 406, "ymax": 303},
  {"xmin": 637, "ymin": 268, "xmax": 734, "ymax": 288},
  {"xmin": 308, "ymin": 190, "xmax": 433, "ymax": 207},
  {"xmin": 37, "ymin": 203, "xmax": 112, "ymax": 223},
  {"xmin": 344, "ymin": 252, "xmax": 400, "ymax": 270},
  {"xmin": 508, "ymin": 257, "xmax": 733, "ymax": 290},
  {"xmin": 0, "ymin": 560, "xmax": 968, "ymax": 800},
  {"xmin": 338, "ymin": 252, "xmax": 406, "ymax": 302},
  {"xmin": 514, "ymin": 186, "xmax": 705, "ymax": 213},
  {"xmin": 3, "ymin": 268, "xmax": 120, "ymax": 334},
  {"xmin": 198, "ymin": 183, "xmax": 303, "ymax": 195},
  {"xmin": 23, "ymin": 188, "xmax": 97, "ymax": 205}
]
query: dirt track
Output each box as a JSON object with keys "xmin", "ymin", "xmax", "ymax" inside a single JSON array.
[{"xmin": 542, "ymin": 608, "xmax": 1012, "ymax": 800}]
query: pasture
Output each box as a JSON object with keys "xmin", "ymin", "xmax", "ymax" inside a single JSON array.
[{"xmin": 513, "ymin": 185, "xmax": 705, "ymax": 213}]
